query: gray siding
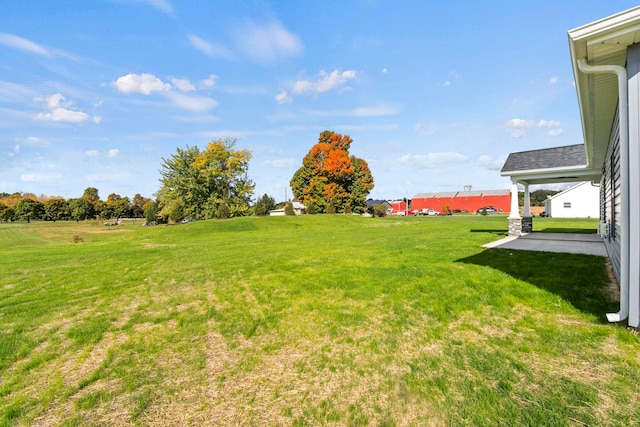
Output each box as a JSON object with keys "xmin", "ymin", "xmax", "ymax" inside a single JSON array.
[{"xmin": 601, "ymin": 107, "xmax": 622, "ymax": 280}]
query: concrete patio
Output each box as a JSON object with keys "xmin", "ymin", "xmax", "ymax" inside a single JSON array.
[{"xmin": 483, "ymin": 232, "xmax": 607, "ymax": 257}]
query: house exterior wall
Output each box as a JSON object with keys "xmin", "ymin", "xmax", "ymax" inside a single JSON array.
[
  {"xmin": 411, "ymin": 192, "xmax": 510, "ymax": 214},
  {"xmin": 544, "ymin": 182, "xmax": 600, "ymax": 218},
  {"xmin": 626, "ymin": 43, "xmax": 640, "ymax": 327},
  {"xmin": 601, "ymin": 107, "xmax": 622, "ymax": 281}
]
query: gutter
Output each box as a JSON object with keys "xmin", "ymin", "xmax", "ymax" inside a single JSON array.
[{"xmin": 577, "ymin": 58, "xmax": 629, "ymax": 323}]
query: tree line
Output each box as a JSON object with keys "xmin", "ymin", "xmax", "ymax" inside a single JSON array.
[{"xmin": 1, "ymin": 132, "xmax": 374, "ymax": 223}]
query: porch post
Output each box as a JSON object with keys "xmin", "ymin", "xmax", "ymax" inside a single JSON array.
[
  {"xmin": 522, "ymin": 183, "xmax": 532, "ymax": 233},
  {"xmin": 508, "ymin": 179, "xmax": 522, "ymax": 236}
]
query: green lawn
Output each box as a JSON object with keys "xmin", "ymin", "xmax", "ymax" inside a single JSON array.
[{"xmin": 1, "ymin": 215, "xmax": 638, "ymax": 426}]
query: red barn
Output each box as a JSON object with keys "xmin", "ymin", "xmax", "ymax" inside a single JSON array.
[{"xmin": 411, "ymin": 190, "xmax": 511, "ymax": 214}]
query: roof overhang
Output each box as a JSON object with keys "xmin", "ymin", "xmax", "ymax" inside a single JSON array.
[
  {"xmin": 569, "ymin": 6, "xmax": 640, "ymax": 170},
  {"xmin": 504, "ymin": 165, "xmax": 602, "ymax": 186}
]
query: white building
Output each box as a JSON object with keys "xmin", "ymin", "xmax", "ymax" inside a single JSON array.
[{"xmin": 544, "ymin": 182, "xmax": 600, "ymax": 218}]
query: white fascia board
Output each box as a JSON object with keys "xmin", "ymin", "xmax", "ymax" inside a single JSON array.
[{"xmin": 568, "ymin": 6, "xmax": 640, "ymax": 155}]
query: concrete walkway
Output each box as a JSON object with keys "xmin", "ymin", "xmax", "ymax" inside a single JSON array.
[{"xmin": 483, "ymin": 232, "xmax": 607, "ymax": 257}]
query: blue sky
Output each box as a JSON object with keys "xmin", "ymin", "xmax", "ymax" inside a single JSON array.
[{"xmin": 1, "ymin": 1, "xmax": 638, "ymax": 202}]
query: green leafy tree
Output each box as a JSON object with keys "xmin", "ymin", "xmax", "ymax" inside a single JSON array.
[
  {"xmin": 253, "ymin": 194, "xmax": 276, "ymax": 216},
  {"xmin": 68, "ymin": 198, "xmax": 95, "ymax": 221},
  {"xmin": 14, "ymin": 198, "xmax": 44, "ymax": 222},
  {"xmin": 290, "ymin": 131, "xmax": 374, "ymax": 213},
  {"xmin": 157, "ymin": 139, "xmax": 255, "ymax": 220},
  {"xmin": 43, "ymin": 198, "xmax": 70, "ymax": 222},
  {"xmin": 0, "ymin": 201, "xmax": 14, "ymax": 221},
  {"xmin": 82, "ymin": 187, "xmax": 100, "ymax": 203},
  {"xmin": 132, "ymin": 194, "xmax": 152, "ymax": 218},
  {"xmin": 144, "ymin": 201, "xmax": 159, "ymax": 223},
  {"xmin": 284, "ymin": 202, "xmax": 295, "ymax": 216}
]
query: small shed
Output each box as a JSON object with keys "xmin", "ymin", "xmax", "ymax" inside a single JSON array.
[{"xmin": 544, "ymin": 182, "xmax": 600, "ymax": 218}]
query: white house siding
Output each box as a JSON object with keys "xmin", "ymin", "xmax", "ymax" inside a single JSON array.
[
  {"xmin": 601, "ymin": 107, "xmax": 622, "ymax": 281},
  {"xmin": 545, "ymin": 182, "xmax": 600, "ymax": 219}
]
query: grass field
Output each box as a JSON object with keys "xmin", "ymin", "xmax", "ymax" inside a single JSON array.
[{"xmin": 1, "ymin": 215, "xmax": 639, "ymax": 426}]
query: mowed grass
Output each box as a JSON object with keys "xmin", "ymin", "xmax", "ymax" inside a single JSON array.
[{"xmin": 1, "ymin": 215, "xmax": 639, "ymax": 426}]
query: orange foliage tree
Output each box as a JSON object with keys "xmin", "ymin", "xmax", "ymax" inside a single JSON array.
[{"xmin": 290, "ymin": 131, "xmax": 374, "ymax": 213}]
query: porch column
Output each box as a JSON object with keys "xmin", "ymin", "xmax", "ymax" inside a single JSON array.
[
  {"xmin": 521, "ymin": 183, "xmax": 532, "ymax": 233},
  {"xmin": 523, "ymin": 183, "xmax": 531, "ymax": 217},
  {"xmin": 508, "ymin": 179, "xmax": 522, "ymax": 236}
]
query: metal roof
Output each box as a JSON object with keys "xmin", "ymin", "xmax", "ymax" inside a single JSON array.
[{"xmin": 412, "ymin": 189, "xmax": 509, "ymax": 199}]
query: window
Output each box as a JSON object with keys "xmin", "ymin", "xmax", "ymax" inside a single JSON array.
[{"xmin": 564, "ymin": 202, "xmax": 571, "ymax": 208}]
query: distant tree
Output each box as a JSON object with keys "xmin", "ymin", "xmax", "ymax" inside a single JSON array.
[
  {"xmin": 68, "ymin": 198, "xmax": 95, "ymax": 221},
  {"xmin": 132, "ymin": 194, "xmax": 152, "ymax": 218},
  {"xmin": 284, "ymin": 202, "xmax": 295, "ymax": 216},
  {"xmin": 372, "ymin": 204, "xmax": 387, "ymax": 217},
  {"xmin": 109, "ymin": 198, "xmax": 132, "ymax": 218},
  {"xmin": 0, "ymin": 201, "xmax": 10, "ymax": 221},
  {"xmin": 305, "ymin": 200, "xmax": 317, "ymax": 215},
  {"xmin": 14, "ymin": 198, "xmax": 44, "ymax": 222},
  {"xmin": 82, "ymin": 187, "xmax": 100, "ymax": 203},
  {"xmin": 253, "ymin": 194, "xmax": 276, "ymax": 216},
  {"xmin": 157, "ymin": 139, "xmax": 255, "ymax": 220},
  {"xmin": 216, "ymin": 200, "xmax": 231, "ymax": 219},
  {"xmin": 290, "ymin": 131, "xmax": 374, "ymax": 213},
  {"xmin": 144, "ymin": 201, "xmax": 159, "ymax": 223},
  {"xmin": 43, "ymin": 198, "xmax": 69, "ymax": 222}
]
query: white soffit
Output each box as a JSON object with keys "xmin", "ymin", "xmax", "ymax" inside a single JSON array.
[{"xmin": 569, "ymin": 6, "xmax": 640, "ymax": 171}]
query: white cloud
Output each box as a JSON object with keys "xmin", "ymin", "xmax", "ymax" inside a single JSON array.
[
  {"xmin": 477, "ymin": 154, "xmax": 507, "ymax": 171},
  {"xmin": 107, "ymin": 148, "xmax": 120, "ymax": 157},
  {"xmin": 20, "ymin": 136, "xmax": 50, "ymax": 147},
  {"xmin": 34, "ymin": 108, "xmax": 89, "ymax": 123},
  {"xmin": 350, "ymin": 105, "xmax": 397, "ymax": 117},
  {"xmin": 131, "ymin": 0, "xmax": 173, "ymax": 15},
  {"xmin": 549, "ymin": 76, "xmax": 559, "ymax": 84},
  {"xmin": 234, "ymin": 20, "xmax": 303, "ymax": 65},
  {"xmin": 292, "ymin": 69, "xmax": 357, "ymax": 95},
  {"xmin": 187, "ymin": 34, "xmax": 231, "ymax": 58},
  {"xmin": 8, "ymin": 144, "xmax": 20, "ymax": 157},
  {"xmin": 382, "ymin": 68, "xmax": 388, "ymax": 74},
  {"xmin": 414, "ymin": 123, "xmax": 436, "ymax": 134},
  {"xmin": 113, "ymin": 73, "xmax": 171, "ymax": 95},
  {"xmin": 0, "ymin": 33, "xmax": 52, "ymax": 57},
  {"xmin": 502, "ymin": 118, "xmax": 562, "ymax": 138},
  {"xmin": 275, "ymin": 90, "xmax": 292, "ymax": 104},
  {"xmin": 20, "ymin": 172, "xmax": 62, "ymax": 183},
  {"xmin": 33, "ymin": 95, "xmax": 96, "ymax": 123},
  {"xmin": 85, "ymin": 150, "xmax": 99, "ymax": 157},
  {"xmin": 200, "ymin": 74, "xmax": 218, "ymax": 89},
  {"xmin": 396, "ymin": 152, "xmax": 468, "ymax": 169},
  {"xmin": 165, "ymin": 91, "xmax": 218, "ymax": 112},
  {"xmin": 171, "ymin": 78, "xmax": 195, "ymax": 92}
]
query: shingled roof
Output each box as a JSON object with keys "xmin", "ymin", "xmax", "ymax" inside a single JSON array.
[{"xmin": 501, "ymin": 144, "xmax": 587, "ymax": 173}]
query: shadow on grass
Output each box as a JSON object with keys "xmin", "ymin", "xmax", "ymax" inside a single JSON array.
[
  {"xmin": 469, "ymin": 229, "xmax": 509, "ymax": 236},
  {"xmin": 457, "ymin": 248, "xmax": 617, "ymax": 323}
]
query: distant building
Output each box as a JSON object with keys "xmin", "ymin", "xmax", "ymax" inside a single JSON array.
[
  {"xmin": 387, "ymin": 200, "xmax": 409, "ymax": 215},
  {"xmin": 544, "ymin": 182, "xmax": 599, "ymax": 218},
  {"xmin": 411, "ymin": 190, "xmax": 510, "ymax": 214},
  {"xmin": 269, "ymin": 201, "xmax": 306, "ymax": 216},
  {"xmin": 366, "ymin": 199, "xmax": 393, "ymax": 214}
]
